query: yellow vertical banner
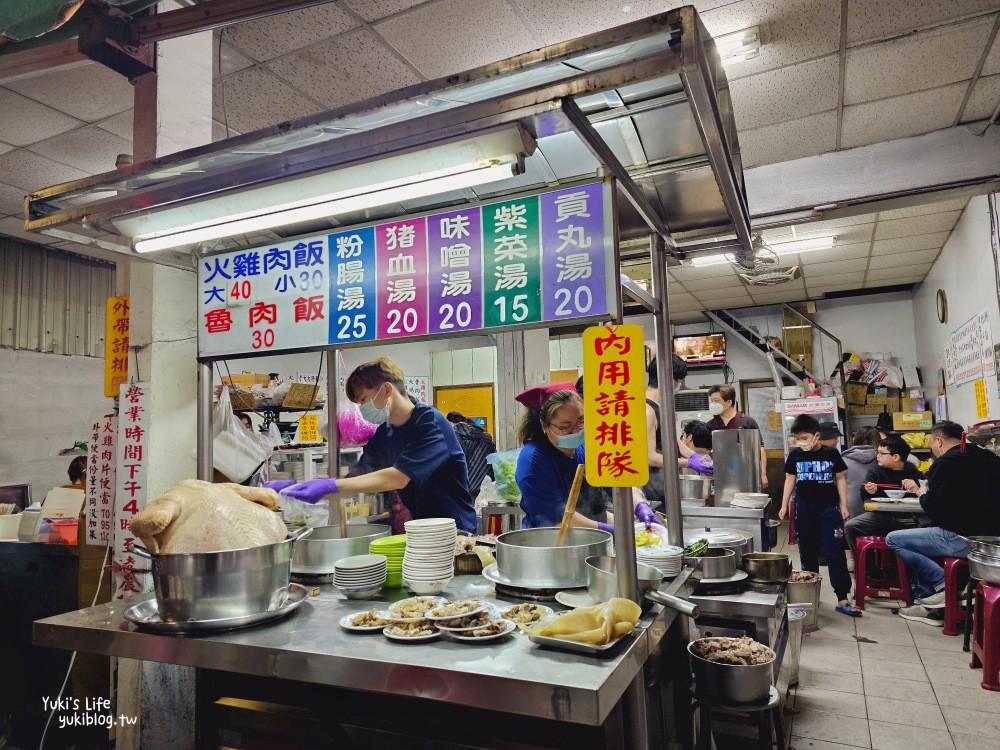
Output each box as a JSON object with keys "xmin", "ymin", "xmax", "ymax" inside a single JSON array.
[
  {"xmin": 582, "ymin": 324, "xmax": 648, "ymax": 487},
  {"xmin": 974, "ymin": 378, "xmax": 989, "ymax": 419},
  {"xmin": 104, "ymin": 296, "xmax": 130, "ymax": 397}
]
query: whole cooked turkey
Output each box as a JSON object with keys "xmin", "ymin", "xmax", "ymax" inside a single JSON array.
[{"xmin": 128, "ymin": 479, "xmax": 286, "ymax": 554}]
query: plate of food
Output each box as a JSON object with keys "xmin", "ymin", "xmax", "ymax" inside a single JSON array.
[
  {"xmin": 434, "ymin": 609, "xmax": 502, "ymax": 632},
  {"xmin": 383, "ymin": 620, "xmax": 440, "ymax": 642},
  {"xmin": 379, "ymin": 596, "xmax": 447, "ymax": 622},
  {"xmin": 500, "ymin": 603, "xmax": 554, "ymax": 626},
  {"xmin": 425, "ymin": 599, "xmax": 489, "ymax": 621},
  {"xmin": 445, "ymin": 619, "xmax": 516, "ymax": 642},
  {"xmin": 340, "ymin": 609, "xmax": 389, "ymax": 632}
]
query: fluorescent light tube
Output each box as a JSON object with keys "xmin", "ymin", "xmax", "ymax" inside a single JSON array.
[
  {"xmin": 689, "ymin": 236, "xmax": 834, "ymax": 267},
  {"xmin": 714, "ymin": 26, "xmax": 761, "ymax": 64},
  {"xmin": 132, "ymin": 162, "xmax": 515, "ymax": 253}
]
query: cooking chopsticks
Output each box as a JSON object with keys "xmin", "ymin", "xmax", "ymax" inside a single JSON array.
[{"xmin": 556, "ymin": 465, "xmax": 586, "ymax": 547}]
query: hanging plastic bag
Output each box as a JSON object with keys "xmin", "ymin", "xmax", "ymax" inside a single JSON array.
[
  {"xmin": 280, "ymin": 496, "xmax": 330, "ymax": 528},
  {"xmin": 485, "ymin": 449, "xmax": 522, "ymax": 503},
  {"xmin": 213, "ymin": 386, "xmax": 274, "ymax": 483},
  {"xmin": 475, "ymin": 476, "xmax": 500, "ymax": 514}
]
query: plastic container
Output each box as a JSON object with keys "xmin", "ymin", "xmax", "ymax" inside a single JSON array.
[
  {"xmin": 49, "ymin": 518, "xmax": 79, "ymax": 545},
  {"xmin": 787, "ymin": 573, "xmax": 822, "ymax": 633}
]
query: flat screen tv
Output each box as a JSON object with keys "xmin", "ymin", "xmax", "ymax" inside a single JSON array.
[
  {"xmin": 0, "ymin": 483, "xmax": 30, "ymax": 511},
  {"xmin": 673, "ymin": 332, "xmax": 726, "ymax": 366}
]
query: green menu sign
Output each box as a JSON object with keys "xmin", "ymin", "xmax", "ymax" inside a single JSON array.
[{"xmin": 482, "ymin": 196, "xmax": 541, "ymax": 328}]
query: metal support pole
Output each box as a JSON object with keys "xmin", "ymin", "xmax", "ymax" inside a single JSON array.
[
  {"xmin": 196, "ymin": 361, "xmax": 213, "ymax": 481},
  {"xmin": 613, "ymin": 486, "xmax": 640, "ymax": 602},
  {"xmin": 327, "ymin": 349, "xmax": 340, "ymax": 480},
  {"xmin": 651, "ymin": 235, "xmax": 684, "ymax": 548}
]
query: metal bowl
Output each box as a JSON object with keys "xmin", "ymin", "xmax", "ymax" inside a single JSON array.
[
  {"xmin": 494, "ymin": 527, "xmax": 612, "ymax": 588},
  {"xmin": 679, "ymin": 475, "xmax": 713, "ymax": 501},
  {"xmin": 133, "ymin": 527, "xmax": 312, "ymax": 622},
  {"xmin": 291, "ymin": 523, "xmax": 389, "ymax": 574},
  {"xmin": 688, "ymin": 638, "xmax": 775, "ymax": 705},
  {"xmin": 741, "ymin": 552, "xmax": 792, "ymax": 583},
  {"xmin": 688, "ymin": 548, "xmax": 736, "ymax": 580},
  {"xmin": 965, "ymin": 536, "xmax": 1000, "ymax": 558},
  {"xmin": 968, "ymin": 551, "xmax": 1000, "ymax": 585}
]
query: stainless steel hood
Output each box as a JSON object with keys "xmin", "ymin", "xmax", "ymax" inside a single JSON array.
[{"xmin": 24, "ymin": 5, "xmax": 751, "ymax": 264}]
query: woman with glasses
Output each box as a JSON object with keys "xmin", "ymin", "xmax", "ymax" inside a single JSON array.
[{"xmin": 513, "ymin": 382, "xmax": 662, "ymax": 532}]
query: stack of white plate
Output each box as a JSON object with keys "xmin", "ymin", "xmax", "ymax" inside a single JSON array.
[
  {"xmin": 731, "ymin": 492, "xmax": 770, "ymax": 509},
  {"xmin": 402, "ymin": 518, "xmax": 456, "ymax": 594},
  {"xmin": 636, "ymin": 545, "xmax": 684, "ymax": 578},
  {"xmin": 333, "ymin": 554, "xmax": 387, "ymax": 599}
]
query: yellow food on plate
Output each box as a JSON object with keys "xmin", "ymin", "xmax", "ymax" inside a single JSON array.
[
  {"xmin": 526, "ymin": 598, "xmax": 641, "ymax": 645},
  {"xmin": 635, "ymin": 529, "xmax": 660, "ymax": 548}
]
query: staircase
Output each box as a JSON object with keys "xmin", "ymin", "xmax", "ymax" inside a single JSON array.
[{"xmin": 705, "ymin": 308, "xmax": 818, "ymax": 384}]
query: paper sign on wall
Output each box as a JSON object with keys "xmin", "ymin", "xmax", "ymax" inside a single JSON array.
[
  {"xmin": 113, "ymin": 383, "xmax": 151, "ymax": 601},
  {"xmin": 946, "ymin": 307, "xmax": 995, "ymax": 387},
  {"xmin": 297, "ymin": 414, "xmax": 320, "ymax": 442},
  {"xmin": 974, "ymin": 379, "xmax": 989, "ymax": 419},
  {"xmin": 583, "ymin": 324, "xmax": 648, "ymax": 487},
  {"xmin": 405, "ymin": 376, "xmax": 429, "ymax": 404},
  {"xmin": 86, "ymin": 415, "xmax": 117, "ymax": 545}
]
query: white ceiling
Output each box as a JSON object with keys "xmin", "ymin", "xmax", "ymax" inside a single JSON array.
[{"xmin": 0, "ymin": 0, "xmax": 997, "ymax": 307}]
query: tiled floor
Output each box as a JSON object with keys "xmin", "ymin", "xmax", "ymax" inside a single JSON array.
[{"xmin": 769, "ymin": 526, "xmax": 998, "ymax": 750}]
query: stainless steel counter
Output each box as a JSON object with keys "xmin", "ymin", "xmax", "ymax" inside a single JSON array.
[
  {"xmin": 34, "ymin": 569, "xmax": 696, "ymax": 729},
  {"xmin": 682, "ymin": 504, "xmax": 770, "ymax": 551}
]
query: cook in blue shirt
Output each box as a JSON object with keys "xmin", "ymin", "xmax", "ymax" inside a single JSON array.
[
  {"xmin": 513, "ymin": 382, "xmax": 663, "ymax": 533},
  {"xmin": 270, "ymin": 357, "xmax": 476, "ymax": 533}
]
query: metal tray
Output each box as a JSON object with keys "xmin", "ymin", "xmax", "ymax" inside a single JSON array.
[
  {"xmin": 124, "ymin": 584, "xmax": 309, "ymax": 635},
  {"xmin": 527, "ymin": 630, "xmax": 635, "ymax": 655}
]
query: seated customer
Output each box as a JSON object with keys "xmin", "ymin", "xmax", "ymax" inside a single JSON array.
[
  {"xmin": 817, "ymin": 421, "xmax": 843, "ymax": 448},
  {"xmin": 678, "ymin": 420, "xmax": 713, "ymax": 474},
  {"xmin": 844, "ymin": 436, "xmax": 924, "ymax": 553},
  {"xmin": 892, "ymin": 421, "xmax": 1000, "ymax": 624}
]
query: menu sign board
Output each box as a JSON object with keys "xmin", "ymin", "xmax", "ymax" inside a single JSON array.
[
  {"xmin": 86, "ymin": 415, "xmax": 117, "ymax": 545},
  {"xmin": 113, "ymin": 383, "xmax": 151, "ymax": 601},
  {"xmin": 198, "ymin": 182, "xmax": 615, "ymax": 358}
]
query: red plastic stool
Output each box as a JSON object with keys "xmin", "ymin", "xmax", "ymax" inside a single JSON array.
[
  {"xmin": 854, "ymin": 536, "xmax": 913, "ymax": 610},
  {"xmin": 971, "ymin": 581, "xmax": 1000, "ymax": 691},
  {"xmin": 943, "ymin": 558, "xmax": 970, "ymax": 636}
]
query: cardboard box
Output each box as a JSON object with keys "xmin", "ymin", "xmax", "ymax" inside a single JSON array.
[
  {"xmin": 867, "ymin": 395, "xmax": 900, "ymax": 411},
  {"xmin": 282, "ymin": 382, "xmax": 322, "ymax": 409},
  {"xmin": 847, "ymin": 405, "xmax": 867, "ymax": 416},
  {"xmin": 901, "ymin": 397, "xmax": 925, "ymax": 412},
  {"xmin": 892, "ymin": 411, "xmax": 934, "ymax": 431},
  {"xmin": 865, "ymin": 404, "xmax": 888, "ymax": 415},
  {"xmin": 846, "ymin": 382, "xmax": 869, "ymax": 406},
  {"xmin": 223, "ymin": 373, "xmax": 270, "ymax": 388}
]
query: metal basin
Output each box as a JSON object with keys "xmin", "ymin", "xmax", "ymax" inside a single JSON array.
[
  {"xmin": 968, "ymin": 551, "xmax": 1000, "ymax": 585},
  {"xmin": 679, "ymin": 475, "xmax": 712, "ymax": 501},
  {"xmin": 965, "ymin": 536, "xmax": 1000, "ymax": 558},
  {"xmin": 494, "ymin": 527, "xmax": 612, "ymax": 588},
  {"xmin": 586, "ymin": 556, "xmax": 699, "ymax": 617},
  {"xmin": 133, "ymin": 527, "xmax": 311, "ymax": 622},
  {"xmin": 689, "ymin": 637, "xmax": 775, "ymax": 705},
  {"xmin": 291, "ymin": 523, "xmax": 389, "ymax": 574},
  {"xmin": 688, "ymin": 548, "xmax": 736, "ymax": 579},
  {"xmin": 742, "ymin": 552, "xmax": 792, "ymax": 583}
]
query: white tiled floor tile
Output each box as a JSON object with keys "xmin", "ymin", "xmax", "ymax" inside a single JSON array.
[
  {"xmin": 808, "ymin": 628, "xmax": 860, "ymax": 643},
  {"xmin": 919, "ymin": 648, "xmax": 973, "ymax": 668},
  {"xmin": 862, "ymin": 674, "xmax": 937, "ymax": 704},
  {"xmin": 795, "ymin": 685, "xmax": 869, "ymax": 718},
  {"xmin": 801, "ymin": 649, "xmax": 863, "ymax": 675},
  {"xmin": 940, "ymin": 705, "xmax": 1000, "ymax": 736},
  {"xmin": 854, "ymin": 628, "xmax": 914, "ymax": 646},
  {"xmin": 933, "ymin": 682, "xmax": 1000, "ymax": 712},
  {"xmin": 798, "ymin": 666, "xmax": 865, "ymax": 694},
  {"xmin": 951, "ymin": 731, "xmax": 999, "ymax": 750},
  {"xmin": 858, "ymin": 642, "xmax": 921, "ymax": 664},
  {"xmin": 865, "ymin": 695, "xmax": 947, "ymax": 730},
  {"xmin": 790, "ymin": 737, "xmax": 871, "ymax": 750},
  {"xmin": 862, "ymin": 658, "xmax": 928, "ymax": 681},
  {"xmin": 868, "ymin": 720, "xmax": 955, "ymax": 750},
  {"xmin": 925, "ymin": 664, "xmax": 990, "ymax": 689},
  {"xmin": 792, "ymin": 710, "xmax": 872, "ymax": 748},
  {"xmin": 912, "ymin": 634, "xmax": 968, "ymax": 652}
]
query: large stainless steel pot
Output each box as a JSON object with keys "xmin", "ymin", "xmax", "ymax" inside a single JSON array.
[
  {"xmin": 684, "ymin": 528, "xmax": 751, "ymax": 565},
  {"xmin": 494, "ymin": 527, "xmax": 612, "ymax": 588},
  {"xmin": 741, "ymin": 552, "xmax": 792, "ymax": 583},
  {"xmin": 964, "ymin": 536, "xmax": 1000, "ymax": 558},
  {"xmin": 133, "ymin": 527, "xmax": 312, "ymax": 621},
  {"xmin": 679, "ymin": 475, "xmax": 712, "ymax": 502},
  {"xmin": 291, "ymin": 523, "xmax": 389, "ymax": 574},
  {"xmin": 689, "ymin": 638, "xmax": 775, "ymax": 705},
  {"xmin": 586, "ymin": 556, "xmax": 699, "ymax": 617},
  {"xmin": 967, "ymin": 551, "xmax": 1000, "ymax": 584},
  {"xmin": 688, "ymin": 548, "xmax": 736, "ymax": 579}
]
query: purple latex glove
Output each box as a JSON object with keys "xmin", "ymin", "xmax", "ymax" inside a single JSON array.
[
  {"xmin": 280, "ymin": 478, "xmax": 339, "ymax": 504},
  {"xmin": 597, "ymin": 521, "xmax": 615, "ymax": 535},
  {"xmin": 263, "ymin": 480, "xmax": 297, "ymax": 492},
  {"xmin": 687, "ymin": 453, "xmax": 714, "ymax": 475},
  {"xmin": 634, "ymin": 501, "xmax": 664, "ymax": 529}
]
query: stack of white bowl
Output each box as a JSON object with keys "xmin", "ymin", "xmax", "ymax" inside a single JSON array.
[
  {"xmin": 731, "ymin": 492, "xmax": 770, "ymax": 509},
  {"xmin": 637, "ymin": 544, "xmax": 684, "ymax": 578},
  {"xmin": 333, "ymin": 554, "xmax": 387, "ymax": 599},
  {"xmin": 402, "ymin": 518, "xmax": 456, "ymax": 594}
]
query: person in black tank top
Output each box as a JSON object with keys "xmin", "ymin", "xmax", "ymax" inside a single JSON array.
[{"xmin": 642, "ymin": 355, "xmax": 687, "ymax": 506}]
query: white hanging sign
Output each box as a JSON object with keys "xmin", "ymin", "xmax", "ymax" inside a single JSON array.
[
  {"xmin": 85, "ymin": 415, "xmax": 117, "ymax": 545},
  {"xmin": 113, "ymin": 383, "xmax": 151, "ymax": 601}
]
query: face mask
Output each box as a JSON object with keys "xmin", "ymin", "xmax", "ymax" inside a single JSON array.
[
  {"xmin": 795, "ymin": 437, "xmax": 817, "ymax": 451},
  {"xmin": 556, "ymin": 430, "xmax": 585, "ymax": 450},
  {"xmin": 708, "ymin": 402, "xmax": 724, "ymax": 416},
  {"xmin": 359, "ymin": 385, "xmax": 390, "ymax": 425}
]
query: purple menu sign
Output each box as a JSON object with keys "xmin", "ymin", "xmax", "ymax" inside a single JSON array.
[
  {"xmin": 427, "ymin": 207, "xmax": 484, "ymax": 334},
  {"xmin": 540, "ymin": 183, "xmax": 607, "ymax": 322}
]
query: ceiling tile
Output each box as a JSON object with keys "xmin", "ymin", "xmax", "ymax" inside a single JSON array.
[
  {"xmin": 0, "ymin": 182, "xmax": 26, "ymax": 216},
  {"xmin": 212, "ymin": 120, "xmax": 241, "ymax": 141},
  {"xmin": 376, "ymin": 0, "xmax": 538, "ymax": 79},
  {"xmin": 730, "ymin": 56, "xmax": 839, "ymax": 130},
  {"xmin": 28, "ymin": 127, "xmax": 131, "ymax": 175},
  {"xmin": 984, "ymin": 30, "xmax": 1000, "ymax": 76},
  {"xmin": 805, "ymin": 272, "xmax": 866, "ymax": 291},
  {"xmin": 961, "ymin": 73, "xmax": 1000, "ymax": 122},
  {"xmin": 347, "ymin": 0, "xmax": 434, "ymax": 22},
  {"xmin": 739, "ymin": 110, "xmax": 838, "ymax": 169},
  {"xmin": 0, "ymin": 150, "xmax": 89, "ymax": 193},
  {"xmin": 867, "ymin": 248, "xmax": 940, "ymax": 269},
  {"xmin": 268, "ymin": 29, "xmax": 419, "ymax": 111},
  {"xmin": 873, "ymin": 211, "xmax": 962, "ymax": 240},
  {"xmin": 803, "ymin": 259, "xmax": 870, "ymax": 278},
  {"xmin": 750, "ymin": 289, "xmax": 808, "ymax": 305},
  {"xmin": 845, "ymin": 17, "xmax": 994, "ymax": 104},
  {"xmin": 5, "ymin": 63, "xmax": 133, "ymax": 123},
  {"xmin": 804, "ymin": 214, "xmax": 881, "ymax": 230},
  {"xmin": 701, "ymin": 0, "xmax": 841, "ymax": 78},
  {"xmin": 94, "ymin": 110, "xmax": 134, "ymax": 140},
  {"xmin": 0, "ymin": 141, "xmax": 11, "ymax": 157},
  {"xmin": 506, "ymin": 0, "xmax": 683, "ymax": 46},
  {"xmin": 877, "ymin": 197, "xmax": 970, "ymax": 220},
  {"xmin": 865, "ymin": 264, "xmax": 933, "ymax": 283},
  {"xmin": 847, "ymin": 0, "xmax": 1000, "ymax": 45},
  {"xmin": 223, "ymin": 3, "xmax": 359, "ymax": 62},
  {"xmin": 681, "ymin": 275, "xmax": 749, "ymax": 292},
  {"xmin": 213, "ymin": 36, "xmax": 255, "ymax": 78},
  {"xmin": 872, "ymin": 232, "xmax": 951, "ymax": 255},
  {"xmin": 761, "ymin": 223, "xmax": 874, "ymax": 246},
  {"xmin": 786, "ymin": 243, "xmax": 871, "ymax": 264},
  {"xmin": 213, "ymin": 67, "xmax": 322, "ymax": 134},
  {"xmin": 840, "ymin": 83, "xmax": 967, "ymax": 149},
  {"xmin": 0, "ymin": 88, "xmax": 82, "ymax": 146},
  {"xmin": 669, "ymin": 263, "xmax": 747, "ymax": 281},
  {"xmin": 668, "ymin": 294, "xmax": 698, "ymax": 307}
]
